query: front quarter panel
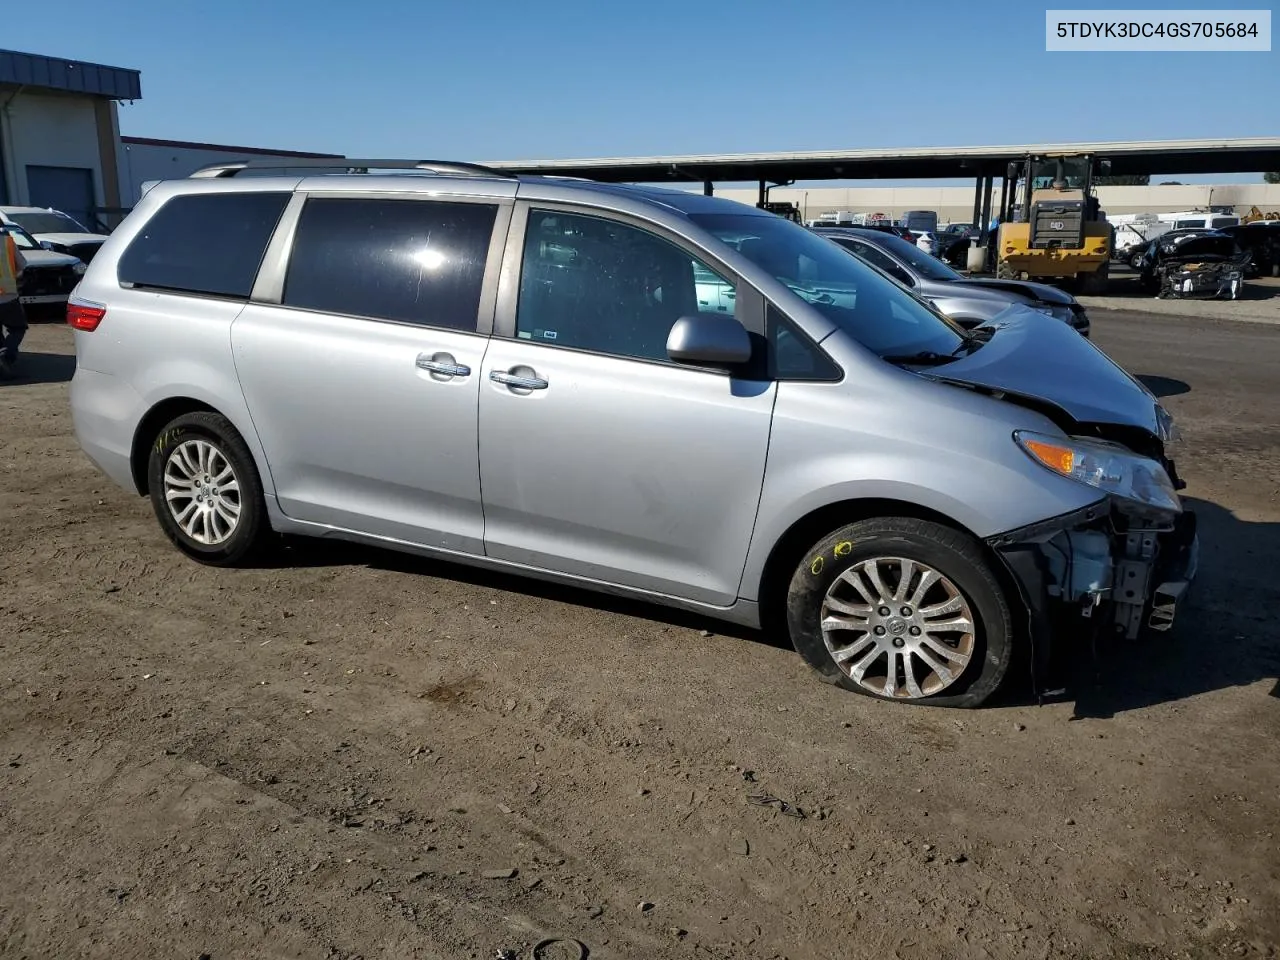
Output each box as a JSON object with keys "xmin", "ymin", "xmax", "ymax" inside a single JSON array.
[{"xmin": 739, "ymin": 359, "xmax": 1103, "ymax": 601}]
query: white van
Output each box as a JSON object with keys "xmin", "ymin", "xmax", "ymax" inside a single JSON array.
[
  {"xmin": 1158, "ymin": 211, "xmax": 1240, "ymax": 231},
  {"xmin": 1111, "ymin": 213, "xmax": 1168, "ymax": 258}
]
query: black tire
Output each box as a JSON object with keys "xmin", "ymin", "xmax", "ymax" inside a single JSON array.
[
  {"xmin": 146, "ymin": 411, "xmax": 269, "ymax": 566},
  {"xmin": 1078, "ymin": 261, "xmax": 1110, "ymax": 295},
  {"xmin": 785, "ymin": 518, "xmax": 1014, "ymax": 708}
]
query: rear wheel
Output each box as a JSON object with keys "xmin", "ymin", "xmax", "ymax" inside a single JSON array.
[
  {"xmin": 785, "ymin": 518, "xmax": 1014, "ymax": 708},
  {"xmin": 146, "ymin": 411, "xmax": 269, "ymax": 566}
]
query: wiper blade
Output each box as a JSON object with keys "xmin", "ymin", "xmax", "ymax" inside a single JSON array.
[{"xmin": 881, "ymin": 350, "xmax": 956, "ymax": 366}]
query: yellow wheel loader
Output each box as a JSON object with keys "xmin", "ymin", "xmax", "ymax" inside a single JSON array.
[{"xmin": 997, "ymin": 154, "xmax": 1112, "ymax": 294}]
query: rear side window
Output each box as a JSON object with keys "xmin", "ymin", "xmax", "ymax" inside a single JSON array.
[
  {"xmin": 118, "ymin": 192, "xmax": 290, "ymax": 298},
  {"xmin": 283, "ymin": 198, "xmax": 497, "ymax": 331}
]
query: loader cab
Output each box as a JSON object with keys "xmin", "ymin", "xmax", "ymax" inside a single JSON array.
[{"xmin": 1024, "ymin": 155, "xmax": 1101, "ymax": 250}]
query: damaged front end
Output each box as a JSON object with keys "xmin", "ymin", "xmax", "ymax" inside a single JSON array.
[
  {"xmin": 986, "ymin": 420, "xmax": 1199, "ymax": 696},
  {"xmin": 1158, "ymin": 259, "xmax": 1245, "ymax": 300},
  {"xmin": 1149, "ymin": 233, "xmax": 1249, "ymax": 300}
]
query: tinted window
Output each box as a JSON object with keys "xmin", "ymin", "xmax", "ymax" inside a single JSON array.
[
  {"xmin": 118, "ymin": 192, "xmax": 290, "ymax": 298},
  {"xmin": 768, "ymin": 305, "xmax": 840, "ymax": 381},
  {"xmin": 284, "ymin": 198, "xmax": 497, "ymax": 330},
  {"xmin": 516, "ymin": 209, "xmax": 735, "ymax": 362}
]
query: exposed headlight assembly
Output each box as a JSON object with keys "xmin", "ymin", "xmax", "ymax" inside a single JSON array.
[{"xmin": 1015, "ymin": 431, "xmax": 1181, "ymax": 518}]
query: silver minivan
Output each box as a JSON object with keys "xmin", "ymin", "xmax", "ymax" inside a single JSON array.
[{"xmin": 67, "ymin": 160, "xmax": 1198, "ymax": 708}]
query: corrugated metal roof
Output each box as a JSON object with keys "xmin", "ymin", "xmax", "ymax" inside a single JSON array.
[
  {"xmin": 0, "ymin": 48, "xmax": 141, "ymax": 100},
  {"xmin": 484, "ymin": 138, "xmax": 1280, "ymax": 182}
]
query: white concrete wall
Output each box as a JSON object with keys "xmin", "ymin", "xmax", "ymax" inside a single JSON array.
[
  {"xmin": 709, "ymin": 183, "xmax": 1280, "ymax": 224},
  {"xmin": 119, "ymin": 141, "xmax": 341, "ymax": 206},
  {"xmin": 0, "ymin": 88, "xmax": 104, "ymax": 209}
]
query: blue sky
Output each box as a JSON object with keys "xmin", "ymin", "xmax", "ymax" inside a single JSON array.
[{"xmin": 7, "ymin": 0, "xmax": 1277, "ymax": 182}]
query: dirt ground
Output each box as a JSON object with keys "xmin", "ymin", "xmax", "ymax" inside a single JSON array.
[{"xmin": 2, "ymin": 311, "xmax": 1278, "ymax": 960}]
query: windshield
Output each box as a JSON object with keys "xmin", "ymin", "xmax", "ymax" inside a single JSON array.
[
  {"xmin": 0, "ymin": 225, "xmax": 40, "ymax": 250},
  {"xmin": 9, "ymin": 211, "xmax": 88, "ymax": 234},
  {"xmin": 1031, "ymin": 156, "xmax": 1089, "ymax": 190},
  {"xmin": 860, "ymin": 232, "xmax": 963, "ymax": 282},
  {"xmin": 690, "ymin": 212, "xmax": 967, "ymax": 359}
]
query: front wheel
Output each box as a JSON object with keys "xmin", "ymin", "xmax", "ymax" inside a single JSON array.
[
  {"xmin": 1078, "ymin": 261, "xmax": 1110, "ymax": 295},
  {"xmin": 786, "ymin": 518, "xmax": 1014, "ymax": 708}
]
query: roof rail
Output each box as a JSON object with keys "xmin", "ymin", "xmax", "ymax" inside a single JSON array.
[{"xmin": 188, "ymin": 159, "xmax": 517, "ymax": 179}]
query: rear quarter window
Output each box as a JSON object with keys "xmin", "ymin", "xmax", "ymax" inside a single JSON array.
[
  {"xmin": 282, "ymin": 197, "xmax": 497, "ymax": 331},
  {"xmin": 117, "ymin": 192, "xmax": 291, "ymax": 298}
]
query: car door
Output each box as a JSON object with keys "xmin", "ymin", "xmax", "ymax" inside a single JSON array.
[
  {"xmin": 232, "ymin": 191, "xmax": 511, "ymax": 555},
  {"xmin": 476, "ymin": 205, "xmax": 776, "ymax": 607}
]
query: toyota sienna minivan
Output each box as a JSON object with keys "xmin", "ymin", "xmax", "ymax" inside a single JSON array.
[{"xmin": 67, "ymin": 159, "xmax": 1198, "ymax": 708}]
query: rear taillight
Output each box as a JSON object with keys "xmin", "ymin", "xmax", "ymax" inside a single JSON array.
[{"xmin": 67, "ymin": 299, "xmax": 106, "ymax": 332}]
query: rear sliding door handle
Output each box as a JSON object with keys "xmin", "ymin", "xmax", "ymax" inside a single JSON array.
[
  {"xmin": 416, "ymin": 353, "xmax": 471, "ymax": 378},
  {"xmin": 490, "ymin": 370, "xmax": 548, "ymax": 390}
]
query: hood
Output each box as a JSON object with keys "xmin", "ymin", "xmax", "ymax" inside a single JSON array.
[
  {"xmin": 32, "ymin": 231, "xmax": 107, "ymax": 246},
  {"xmin": 1154, "ymin": 232, "xmax": 1243, "ymax": 264},
  {"xmin": 929, "ymin": 306, "xmax": 1159, "ymax": 434},
  {"xmin": 951, "ymin": 277, "xmax": 1076, "ymax": 305},
  {"xmin": 19, "ymin": 248, "xmax": 81, "ymax": 269}
]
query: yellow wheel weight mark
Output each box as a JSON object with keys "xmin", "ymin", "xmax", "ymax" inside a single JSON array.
[
  {"xmin": 834, "ymin": 541, "xmax": 853, "ymax": 557},
  {"xmin": 810, "ymin": 556, "xmax": 824, "ymax": 575}
]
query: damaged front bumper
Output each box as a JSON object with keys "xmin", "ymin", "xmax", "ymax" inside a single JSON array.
[
  {"xmin": 987, "ymin": 498, "xmax": 1200, "ymax": 693},
  {"xmin": 1158, "ymin": 263, "xmax": 1244, "ymax": 300}
]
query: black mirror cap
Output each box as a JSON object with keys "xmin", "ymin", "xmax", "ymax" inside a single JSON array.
[{"xmin": 666, "ymin": 314, "xmax": 753, "ymax": 367}]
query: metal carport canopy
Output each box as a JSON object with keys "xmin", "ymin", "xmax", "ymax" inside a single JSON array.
[{"xmin": 484, "ymin": 137, "xmax": 1280, "ymax": 183}]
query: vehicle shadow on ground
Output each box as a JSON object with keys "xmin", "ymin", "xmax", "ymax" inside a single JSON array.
[
  {"xmin": 273, "ymin": 537, "xmax": 771, "ymax": 645},
  {"xmin": 1135, "ymin": 374, "xmax": 1191, "ymax": 398},
  {"xmin": 269, "ymin": 497, "xmax": 1279, "ymax": 709},
  {"xmin": 0, "ymin": 352, "xmax": 75, "ymax": 385},
  {"xmin": 1068, "ymin": 497, "xmax": 1280, "ymax": 718}
]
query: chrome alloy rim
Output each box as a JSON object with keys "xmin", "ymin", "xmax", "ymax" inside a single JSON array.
[
  {"xmin": 163, "ymin": 439, "xmax": 241, "ymax": 545},
  {"xmin": 820, "ymin": 557, "xmax": 976, "ymax": 699}
]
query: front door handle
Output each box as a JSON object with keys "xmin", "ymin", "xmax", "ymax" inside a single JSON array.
[
  {"xmin": 416, "ymin": 353, "xmax": 471, "ymax": 378},
  {"xmin": 490, "ymin": 369, "xmax": 548, "ymax": 390}
]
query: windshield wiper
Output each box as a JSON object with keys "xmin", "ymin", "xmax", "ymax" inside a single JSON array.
[{"xmin": 881, "ymin": 350, "xmax": 958, "ymax": 366}]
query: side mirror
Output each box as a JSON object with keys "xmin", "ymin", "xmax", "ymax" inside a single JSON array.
[
  {"xmin": 666, "ymin": 314, "xmax": 752, "ymax": 367},
  {"xmin": 1006, "ymin": 161, "xmax": 1020, "ymax": 180},
  {"xmin": 40, "ymin": 240, "xmax": 55, "ymax": 250}
]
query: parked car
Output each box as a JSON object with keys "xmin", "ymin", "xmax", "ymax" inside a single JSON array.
[
  {"xmin": 1222, "ymin": 220, "xmax": 1280, "ymax": 277},
  {"xmin": 1133, "ymin": 229, "xmax": 1249, "ymax": 299},
  {"xmin": 0, "ymin": 206, "xmax": 110, "ymax": 264},
  {"xmin": 0, "ymin": 223, "xmax": 86, "ymax": 310},
  {"xmin": 865, "ymin": 221, "xmax": 917, "ymax": 244},
  {"xmin": 815, "ymin": 226, "xmax": 1090, "ymax": 336},
  {"xmin": 67, "ymin": 159, "xmax": 1195, "ymax": 708}
]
